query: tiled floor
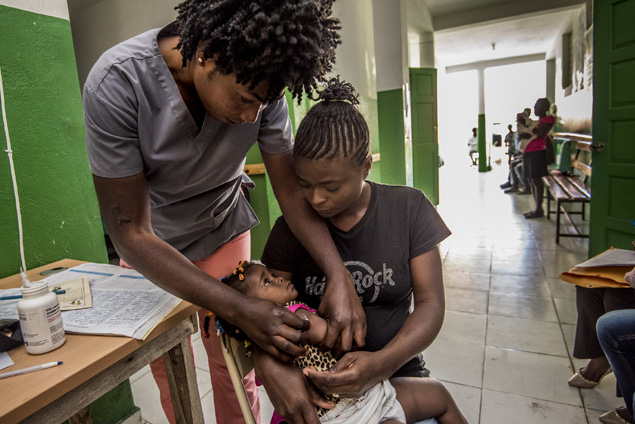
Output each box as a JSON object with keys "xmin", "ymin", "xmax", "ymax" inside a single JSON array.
[{"xmin": 130, "ymin": 150, "xmax": 621, "ymax": 423}]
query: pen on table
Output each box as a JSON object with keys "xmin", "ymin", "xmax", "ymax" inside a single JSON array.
[
  {"xmin": 0, "ymin": 289, "xmax": 66, "ymax": 301},
  {"xmin": 0, "ymin": 361, "xmax": 63, "ymax": 379}
]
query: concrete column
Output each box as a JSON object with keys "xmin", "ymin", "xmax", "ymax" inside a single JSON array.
[
  {"xmin": 477, "ymin": 68, "xmax": 489, "ymax": 172},
  {"xmin": 546, "ymin": 58, "xmax": 556, "ymax": 103},
  {"xmin": 418, "ymin": 32, "xmax": 435, "ymax": 68},
  {"xmin": 373, "ymin": 0, "xmax": 410, "ymax": 185},
  {"xmin": 373, "ymin": 0, "xmax": 407, "ymax": 92}
]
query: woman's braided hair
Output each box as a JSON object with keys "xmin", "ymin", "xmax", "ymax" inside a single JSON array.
[
  {"xmin": 175, "ymin": 0, "xmax": 341, "ymax": 102},
  {"xmin": 293, "ymin": 77, "xmax": 370, "ymax": 166}
]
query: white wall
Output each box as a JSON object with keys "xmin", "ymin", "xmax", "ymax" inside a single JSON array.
[
  {"xmin": 549, "ymin": 6, "xmax": 592, "ymax": 132},
  {"xmin": 69, "ymin": 0, "xmax": 179, "ymax": 86},
  {"xmin": 372, "ymin": 0, "xmax": 407, "ymax": 92},
  {"xmin": 70, "ymin": 0, "xmax": 382, "ymax": 96},
  {"xmin": 332, "ymin": 0, "xmax": 377, "ymax": 99},
  {"xmin": 404, "ymin": 0, "xmax": 434, "ymax": 68},
  {"xmin": 1, "ymin": 0, "xmax": 69, "ymax": 19}
]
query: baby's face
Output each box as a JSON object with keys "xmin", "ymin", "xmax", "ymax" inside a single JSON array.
[{"xmin": 246, "ymin": 265, "xmax": 297, "ymax": 304}]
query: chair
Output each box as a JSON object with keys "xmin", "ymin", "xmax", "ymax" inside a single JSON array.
[{"xmin": 220, "ymin": 331, "xmax": 257, "ymax": 424}]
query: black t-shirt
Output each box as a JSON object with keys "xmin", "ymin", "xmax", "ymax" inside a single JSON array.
[{"xmin": 262, "ymin": 181, "xmax": 451, "ymax": 377}]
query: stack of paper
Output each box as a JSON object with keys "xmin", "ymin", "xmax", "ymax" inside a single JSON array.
[
  {"xmin": 0, "ymin": 263, "xmax": 181, "ymax": 340},
  {"xmin": 559, "ymin": 248, "xmax": 635, "ymax": 289}
]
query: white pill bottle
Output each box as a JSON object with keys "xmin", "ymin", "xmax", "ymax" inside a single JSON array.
[{"xmin": 17, "ymin": 282, "xmax": 66, "ymax": 354}]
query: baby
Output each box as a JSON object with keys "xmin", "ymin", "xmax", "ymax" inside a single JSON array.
[
  {"xmin": 516, "ymin": 107, "xmax": 537, "ymax": 152},
  {"xmin": 215, "ymin": 261, "xmax": 468, "ymax": 424}
]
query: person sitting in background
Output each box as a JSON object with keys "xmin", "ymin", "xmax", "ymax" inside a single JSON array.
[
  {"xmin": 500, "ymin": 122, "xmax": 530, "ymax": 195},
  {"xmin": 568, "ymin": 282, "xmax": 635, "ymax": 424},
  {"xmin": 468, "ymin": 127, "xmax": 478, "ymax": 166},
  {"xmin": 217, "ymin": 261, "xmax": 468, "ymax": 424},
  {"xmin": 594, "ymin": 267, "xmax": 635, "ymax": 424},
  {"xmin": 511, "ymin": 159, "xmax": 530, "ymax": 194},
  {"xmin": 500, "ymin": 124, "xmax": 529, "ymax": 194}
]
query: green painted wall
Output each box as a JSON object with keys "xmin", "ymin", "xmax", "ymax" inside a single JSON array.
[
  {"xmin": 377, "ymin": 89, "xmax": 406, "ymax": 186},
  {"xmin": 0, "ymin": 5, "xmax": 107, "ymax": 278},
  {"xmin": 0, "ymin": 5, "xmax": 131, "ymax": 424},
  {"xmin": 61, "ymin": 380, "xmax": 139, "ymax": 424}
]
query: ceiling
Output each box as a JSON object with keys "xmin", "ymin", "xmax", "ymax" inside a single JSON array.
[
  {"xmin": 67, "ymin": 0, "xmax": 587, "ymax": 70},
  {"xmin": 422, "ymin": 0, "xmax": 588, "ymax": 68}
]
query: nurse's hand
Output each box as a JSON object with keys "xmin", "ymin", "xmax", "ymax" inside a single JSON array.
[
  {"xmin": 239, "ymin": 297, "xmax": 310, "ymax": 362},
  {"xmin": 318, "ymin": 271, "xmax": 366, "ymax": 355}
]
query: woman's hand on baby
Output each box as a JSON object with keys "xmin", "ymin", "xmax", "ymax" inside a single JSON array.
[
  {"xmin": 318, "ymin": 271, "xmax": 366, "ymax": 354},
  {"xmin": 304, "ymin": 351, "xmax": 383, "ymax": 398},
  {"xmin": 239, "ymin": 297, "xmax": 310, "ymax": 362}
]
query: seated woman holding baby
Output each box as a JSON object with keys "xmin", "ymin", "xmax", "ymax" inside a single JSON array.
[{"xmin": 230, "ymin": 78, "xmax": 465, "ymax": 424}]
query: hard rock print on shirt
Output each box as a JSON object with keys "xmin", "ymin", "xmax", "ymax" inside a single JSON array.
[{"xmin": 303, "ymin": 261, "xmax": 395, "ymax": 304}]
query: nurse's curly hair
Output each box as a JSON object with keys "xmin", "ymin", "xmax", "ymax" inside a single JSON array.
[
  {"xmin": 293, "ymin": 77, "xmax": 370, "ymax": 166},
  {"xmin": 174, "ymin": 0, "xmax": 341, "ymax": 103}
]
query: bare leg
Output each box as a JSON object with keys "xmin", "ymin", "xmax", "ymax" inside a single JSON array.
[
  {"xmin": 580, "ymin": 356, "xmax": 611, "ymax": 381},
  {"xmin": 530, "ymin": 179, "xmax": 539, "ymax": 212},
  {"xmin": 616, "ymin": 406, "xmax": 634, "ymax": 423},
  {"xmin": 533, "ymin": 177, "xmax": 544, "ymax": 214},
  {"xmin": 524, "ymin": 178, "xmax": 544, "ymax": 217},
  {"xmin": 391, "ymin": 377, "xmax": 468, "ymax": 424},
  {"xmin": 523, "ymin": 179, "xmax": 535, "ymax": 214}
]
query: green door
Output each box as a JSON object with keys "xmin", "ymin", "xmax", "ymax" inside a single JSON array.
[
  {"xmin": 589, "ymin": 0, "xmax": 635, "ymax": 256},
  {"xmin": 409, "ymin": 68, "xmax": 439, "ymax": 204}
]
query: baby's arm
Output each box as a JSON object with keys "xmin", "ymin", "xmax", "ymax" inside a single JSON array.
[
  {"xmin": 294, "ymin": 308, "xmax": 328, "ymax": 346},
  {"xmin": 266, "ymin": 267, "xmax": 329, "ymax": 345}
]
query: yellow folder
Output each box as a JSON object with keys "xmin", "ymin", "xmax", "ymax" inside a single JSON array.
[{"xmin": 559, "ymin": 265, "xmax": 632, "ymax": 288}]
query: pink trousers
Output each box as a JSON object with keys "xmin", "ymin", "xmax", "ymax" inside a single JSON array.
[{"xmin": 125, "ymin": 231, "xmax": 261, "ymax": 424}]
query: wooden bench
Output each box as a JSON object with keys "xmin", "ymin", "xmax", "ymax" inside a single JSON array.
[{"xmin": 542, "ymin": 133, "xmax": 592, "ymax": 243}]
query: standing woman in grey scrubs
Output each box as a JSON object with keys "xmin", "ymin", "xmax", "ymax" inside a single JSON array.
[{"xmin": 82, "ymin": 1, "xmax": 365, "ymax": 423}]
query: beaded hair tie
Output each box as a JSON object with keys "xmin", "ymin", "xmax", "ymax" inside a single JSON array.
[
  {"xmin": 204, "ymin": 261, "xmax": 253, "ymax": 355},
  {"xmin": 232, "ymin": 260, "xmax": 248, "ymax": 281},
  {"xmin": 204, "ymin": 261, "xmax": 247, "ymax": 338}
]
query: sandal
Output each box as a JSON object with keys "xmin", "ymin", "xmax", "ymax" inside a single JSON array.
[
  {"xmin": 599, "ymin": 408, "xmax": 632, "ymax": 424},
  {"xmin": 525, "ymin": 211, "xmax": 544, "ymax": 219},
  {"xmin": 568, "ymin": 366, "xmax": 612, "ymax": 388}
]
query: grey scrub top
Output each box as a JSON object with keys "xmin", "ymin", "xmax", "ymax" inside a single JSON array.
[{"xmin": 83, "ymin": 27, "xmax": 294, "ymax": 261}]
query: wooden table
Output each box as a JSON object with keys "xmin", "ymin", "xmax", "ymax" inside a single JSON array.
[{"xmin": 0, "ymin": 259, "xmax": 204, "ymax": 424}]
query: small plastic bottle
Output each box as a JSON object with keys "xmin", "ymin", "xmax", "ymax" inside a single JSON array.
[{"xmin": 17, "ymin": 281, "xmax": 66, "ymax": 354}]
